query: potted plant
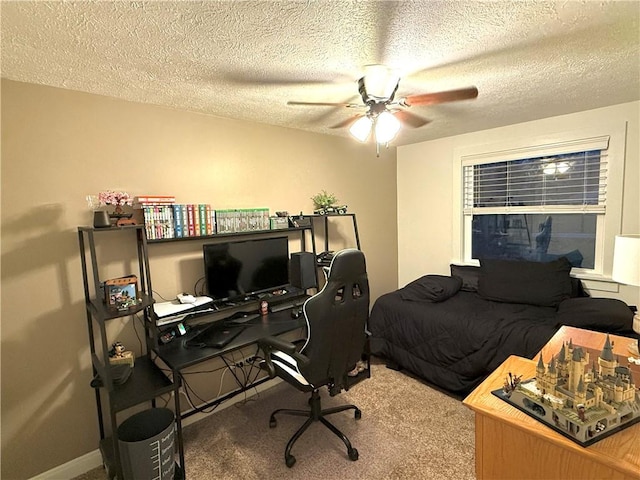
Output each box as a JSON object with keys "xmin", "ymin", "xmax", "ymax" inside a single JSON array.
[
  {"xmin": 311, "ymin": 190, "xmax": 337, "ymax": 215},
  {"xmin": 311, "ymin": 191, "xmax": 347, "ymax": 215}
]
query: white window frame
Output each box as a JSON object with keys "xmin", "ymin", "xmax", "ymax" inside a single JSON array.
[{"xmin": 452, "ymin": 123, "xmax": 627, "ymax": 280}]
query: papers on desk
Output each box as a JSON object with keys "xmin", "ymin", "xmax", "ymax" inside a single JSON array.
[{"xmin": 154, "ymin": 296, "xmax": 213, "ymax": 326}]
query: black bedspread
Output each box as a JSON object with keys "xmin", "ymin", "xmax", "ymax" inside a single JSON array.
[
  {"xmin": 369, "ymin": 291, "xmax": 561, "ymax": 395},
  {"xmin": 370, "ymin": 262, "xmax": 637, "ymax": 396}
]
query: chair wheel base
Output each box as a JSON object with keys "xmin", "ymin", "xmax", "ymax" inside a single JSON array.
[
  {"xmin": 348, "ymin": 447, "xmax": 359, "ymax": 461},
  {"xmin": 271, "ymin": 390, "xmax": 362, "ymax": 467}
]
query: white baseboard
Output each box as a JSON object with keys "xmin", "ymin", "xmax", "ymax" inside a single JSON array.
[
  {"xmin": 29, "ymin": 449, "xmax": 104, "ymax": 480},
  {"xmin": 30, "ymin": 378, "xmax": 281, "ymax": 479}
]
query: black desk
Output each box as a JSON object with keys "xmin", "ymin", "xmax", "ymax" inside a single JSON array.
[
  {"xmin": 157, "ymin": 311, "xmax": 305, "ymax": 371},
  {"xmin": 153, "ymin": 309, "xmax": 306, "ymax": 477}
]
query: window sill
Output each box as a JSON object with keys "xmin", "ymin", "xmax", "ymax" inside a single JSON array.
[{"xmin": 572, "ymin": 273, "xmax": 620, "ymax": 293}]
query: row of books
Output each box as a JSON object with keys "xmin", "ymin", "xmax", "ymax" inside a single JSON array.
[
  {"xmin": 132, "ymin": 196, "xmax": 272, "ymax": 240},
  {"xmin": 215, "ymin": 208, "xmax": 270, "ymax": 234},
  {"xmin": 135, "ymin": 204, "xmax": 215, "ymax": 240}
]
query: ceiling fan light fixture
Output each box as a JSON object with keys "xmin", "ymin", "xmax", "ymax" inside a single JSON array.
[
  {"xmin": 363, "ymin": 65, "xmax": 400, "ymax": 100},
  {"xmin": 374, "ymin": 111, "xmax": 401, "ymax": 144},
  {"xmin": 349, "ymin": 115, "xmax": 373, "ymax": 142}
]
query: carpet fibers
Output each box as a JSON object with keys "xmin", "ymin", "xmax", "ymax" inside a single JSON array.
[{"xmin": 73, "ymin": 358, "xmax": 475, "ymax": 479}]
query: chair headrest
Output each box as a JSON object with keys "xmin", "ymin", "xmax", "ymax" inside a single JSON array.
[{"xmin": 326, "ymin": 249, "xmax": 366, "ymax": 281}]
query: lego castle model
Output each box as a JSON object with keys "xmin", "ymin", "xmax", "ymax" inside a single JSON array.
[{"xmin": 499, "ymin": 335, "xmax": 640, "ymax": 446}]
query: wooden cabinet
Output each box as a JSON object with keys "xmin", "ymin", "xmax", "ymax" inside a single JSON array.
[{"xmin": 463, "ymin": 345, "xmax": 640, "ymax": 480}]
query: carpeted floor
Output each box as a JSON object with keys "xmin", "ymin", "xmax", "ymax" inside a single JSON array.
[{"xmin": 73, "ymin": 358, "xmax": 475, "ymax": 479}]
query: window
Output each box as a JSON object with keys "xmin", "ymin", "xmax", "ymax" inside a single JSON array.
[{"xmin": 461, "ymin": 136, "xmax": 611, "ymax": 273}]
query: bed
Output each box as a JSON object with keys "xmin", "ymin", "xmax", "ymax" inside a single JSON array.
[{"xmin": 369, "ymin": 258, "xmax": 636, "ymax": 395}]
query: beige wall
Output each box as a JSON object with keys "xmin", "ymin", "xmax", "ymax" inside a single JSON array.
[
  {"xmin": 0, "ymin": 79, "xmax": 399, "ymax": 479},
  {"xmin": 397, "ymin": 101, "xmax": 640, "ymax": 307}
]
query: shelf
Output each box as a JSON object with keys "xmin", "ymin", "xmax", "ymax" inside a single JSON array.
[
  {"xmin": 88, "ymin": 293, "xmax": 154, "ymax": 321},
  {"xmin": 78, "ymin": 225, "xmax": 144, "ymax": 233},
  {"xmin": 104, "ymin": 355, "xmax": 174, "ymax": 412},
  {"xmin": 147, "ymin": 225, "xmax": 312, "ymax": 244},
  {"xmin": 306, "ymin": 214, "xmax": 360, "ymax": 267},
  {"xmin": 79, "ymin": 223, "xmax": 183, "ymax": 479},
  {"xmin": 303, "ymin": 213, "xmax": 356, "ymax": 218}
]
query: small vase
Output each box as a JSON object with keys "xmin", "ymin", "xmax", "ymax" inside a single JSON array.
[{"xmin": 93, "ymin": 210, "xmax": 111, "ymax": 228}]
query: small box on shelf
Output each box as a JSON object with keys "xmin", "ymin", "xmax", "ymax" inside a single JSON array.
[{"xmin": 270, "ymin": 217, "xmax": 289, "ymax": 229}]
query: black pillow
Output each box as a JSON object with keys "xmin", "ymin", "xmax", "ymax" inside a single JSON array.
[
  {"xmin": 450, "ymin": 264, "xmax": 480, "ymax": 292},
  {"xmin": 399, "ymin": 275, "xmax": 462, "ymax": 302},
  {"xmin": 478, "ymin": 257, "xmax": 572, "ymax": 307},
  {"xmin": 556, "ymin": 298, "xmax": 633, "ymax": 332},
  {"xmin": 570, "ymin": 277, "xmax": 590, "ymax": 298}
]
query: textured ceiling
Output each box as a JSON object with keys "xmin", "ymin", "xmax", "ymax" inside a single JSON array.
[{"xmin": 2, "ymin": 1, "xmax": 639, "ymax": 146}]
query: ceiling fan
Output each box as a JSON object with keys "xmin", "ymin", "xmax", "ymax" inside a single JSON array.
[{"xmin": 287, "ymin": 65, "xmax": 478, "ymax": 147}]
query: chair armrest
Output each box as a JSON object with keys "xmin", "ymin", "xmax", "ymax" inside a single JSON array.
[
  {"xmin": 258, "ymin": 336, "xmax": 310, "ymax": 378},
  {"xmin": 258, "ymin": 335, "xmax": 297, "ymax": 354}
]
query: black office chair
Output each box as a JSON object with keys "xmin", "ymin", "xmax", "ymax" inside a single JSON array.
[
  {"xmin": 535, "ymin": 215, "xmax": 553, "ymax": 255},
  {"xmin": 258, "ymin": 248, "xmax": 370, "ymax": 467}
]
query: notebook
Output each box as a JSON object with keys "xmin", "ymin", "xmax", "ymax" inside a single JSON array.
[{"xmin": 187, "ymin": 323, "xmax": 246, "ymax": 349}]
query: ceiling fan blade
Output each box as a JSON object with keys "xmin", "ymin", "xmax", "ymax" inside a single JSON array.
[
  {"xmin": 287, "ymin": 100, "xmax": 363, "ymax": 108},
  {"xmin": 393, "ymin": 110, "xmax": 431, "ymax": 128},
  {"xmin": 403, "ymin": 87, "xmax": 479, "ymax": 107},
  {"xmin": 329, "ymin": 115, "xmax": 363, "ymax": 129},
  {"xmin": 222, "ymin": 71, "xmax": 354, "ymax": 87}
]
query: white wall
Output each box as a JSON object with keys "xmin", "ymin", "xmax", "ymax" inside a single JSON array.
[{"xmin": 397, "ymin": 102, "xmax": 640, "ymax": 307}]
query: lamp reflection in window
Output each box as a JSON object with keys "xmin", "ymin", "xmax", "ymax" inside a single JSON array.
[{"xmin": 542, "ymin": 161, "xmax": 571, "ymax": 175}]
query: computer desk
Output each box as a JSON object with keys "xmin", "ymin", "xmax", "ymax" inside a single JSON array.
[{"xmin": 154, "ymin": 308, "xmax": 306, "ymax": 477}]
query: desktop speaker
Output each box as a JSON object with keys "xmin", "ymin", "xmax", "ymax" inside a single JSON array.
[{"xmin": 290, "ymin": 252, "xmax": 317, "ymax": 290}]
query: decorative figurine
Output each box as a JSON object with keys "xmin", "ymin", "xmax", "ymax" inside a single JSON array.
[
  {"xmin": 502, "ymin": 371, "xmax": 522, "ymax": 398},
  {"xmin": 109, "ymin": 341, "xmax": 135, "ymax": 367},
  {"xmin": 109, "ymin": 342, "xmax": 126, "ymax": 358}
]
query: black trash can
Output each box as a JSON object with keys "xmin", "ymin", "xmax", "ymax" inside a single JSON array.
[{"xmin": 117, "ymin": 408, "xmax": 175, "ymax": 480}]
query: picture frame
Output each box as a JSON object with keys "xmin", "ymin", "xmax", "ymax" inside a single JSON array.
[{"xmin": 104, "ymin": 274, "xmax": 139, "ymax": 310}]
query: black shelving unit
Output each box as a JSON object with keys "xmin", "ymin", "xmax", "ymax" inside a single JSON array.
[
  {"xmin": 78, "ymin": 217, "xmax": 359, "ymax": 477},
  {"xmin": 305, "ymin": 213, "xmax": 360, "ymax": 266},
  {"xmin": 78, "ymin": 225, "xmax": 183, "ymax": 480}
]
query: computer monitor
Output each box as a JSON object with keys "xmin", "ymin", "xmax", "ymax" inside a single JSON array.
[{"xmin": 203, "ymin": 236, "xmax": 289, "ymax": 303}]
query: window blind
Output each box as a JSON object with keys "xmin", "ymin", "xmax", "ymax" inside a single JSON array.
[{"xmin": 463, "ymin": 150, "xmax": 608, "ymax": 213}]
